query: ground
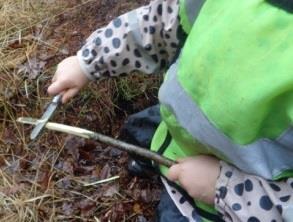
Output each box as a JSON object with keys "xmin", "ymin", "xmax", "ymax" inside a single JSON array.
[{"xmin": 0, "ymin": 0, "xmax": 163, "ymax": 221}]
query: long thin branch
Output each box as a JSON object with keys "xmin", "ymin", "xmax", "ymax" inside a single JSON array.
[{"xmin": 17, "ymin": 117, "xmax": 176, "ymax": 168}]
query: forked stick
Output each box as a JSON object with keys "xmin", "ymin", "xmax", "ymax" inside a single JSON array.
[{"xmin": 17, "ymin": 117, "xmax": 176, "ymax": 167}]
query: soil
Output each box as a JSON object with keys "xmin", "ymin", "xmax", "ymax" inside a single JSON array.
[{"xmin": 0, "ymin": 0, "xmax": 163, "ymax": 221}]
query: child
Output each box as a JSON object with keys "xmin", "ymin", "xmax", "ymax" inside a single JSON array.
[{"xmin": 48, "ymin": 0, "xmax": 293, "ymax": 221}]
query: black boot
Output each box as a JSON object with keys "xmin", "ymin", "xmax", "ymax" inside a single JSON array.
[
  {"xmin": 119, "ymin": 105, "xmax": 161, "ymax": 177},
  {"xmin": 127, "ymin": 158, "xmax": 157, "ymax": 178}
]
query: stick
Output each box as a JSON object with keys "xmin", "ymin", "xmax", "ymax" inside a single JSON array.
[{"xmin": 17, "ymin": 117, "xmax": 176, "ymax": 167}]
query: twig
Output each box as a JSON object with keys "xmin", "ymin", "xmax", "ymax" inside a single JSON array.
[
  {"xmin": 24, "ymin": 194, "xmax": 51, "ymax": 203},
  {"xmin": 81, "ymin": 175, "xmax": 120, "ymax": 187},
  {"xmin": 17, "ymin": 117, "xmax": 176, "ymax": 167}
]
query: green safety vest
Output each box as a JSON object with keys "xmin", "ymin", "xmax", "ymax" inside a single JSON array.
[{"xmin": 151, "ymin": 0, "xmax": 293, "ymax": 220}]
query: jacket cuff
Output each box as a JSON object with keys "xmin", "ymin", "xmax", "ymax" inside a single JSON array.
[
  {"xmin": 214, "ymin": 161, "xmax": 235, "ymax": 219},
  {"xmin": 76, "ymin": 50, "xmax": 98, "ymax": 81}
]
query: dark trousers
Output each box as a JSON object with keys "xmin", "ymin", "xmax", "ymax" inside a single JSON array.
[{"xmin": 120, "ymin": 105, "xmax": 188, "ymax": 222}]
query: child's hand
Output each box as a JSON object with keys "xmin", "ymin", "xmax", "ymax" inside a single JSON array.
[
  {"xmin": 47, "ymin": 56, "xmax": 89, "ymax": 103},
  {"xmin": 167, "ymin": 155, "xmax": 220, "ymax": 205}
]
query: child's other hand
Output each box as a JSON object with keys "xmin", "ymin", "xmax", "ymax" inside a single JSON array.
[
  {"xmin": 167, "ymin": 155, "xmax": 220, "ymax": 205},
  {"xmin": 47, "ymin": 56, "xmax": 89, "ymax": 103}
]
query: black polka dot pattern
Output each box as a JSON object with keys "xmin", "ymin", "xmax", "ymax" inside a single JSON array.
[
  {"xmin": 91, "ymin": 49, "xmax": 97, "ymax": 57},
  {"xmin": 244, "ymin": 179, "xmax": 253, "ymax": 192},
  {"xmin": 179, "ymin": 196, "xmax": 186, "ymax": 204},
  {"xmin": 134, "ymin": 49, "xmax": 142, "ymax": 58},
  {"xmin": 149, "ymin": 26, "xmax": 156, "ymax": 34},
  {"xmin": 104, "ymin": 47, "xmax": 110, "ymax": 54},
  {"xmin": 234, "ymin": 183, "xmax": 244, "ymax": 196},
  {"xmin": 143, "ymin": 15, "xmax": 149, "ymax": 21},
  {"xmin": 105, "ymin": 28, "xmax": 113, "ymax": 38},
  {"xmin": 82, "ymin": 49, "xmax": 90, "ymax": 57},
  {"xmin": 279, "ymin": 195, "xmax": 290, "ymax": 202},
  {"xmin": 113, "ymin": 18, "xmax": 122, "ymax": 28},
  {"xmin": 77, "ymin": 0, "xmax": 180, "ymax": 79},
  {"xmin": 276, "ymin": 204, "xmax": 282, "ymax": 214},
  {"xmin": 95, "ymin": 37, "xmax": 102, "ymax": 46},
  {"xmin": 110, "ymin": 60, "xmax": 117, "ymax": 67},
  {"xmin": 122, "ymin": 58, "xmax": 130, "ymax": 66},
  {"xmin": 150, "ymin": 55, "xmax": 158, "ymax": 64},
  {"xmin": 135, "ymin": 61, "xmax": 141, "ymax": 69},
  {"xmin": 232, "ymin": 203, "xmax": 242, "ymax": 211},
  {"xmin": 259, "ymin": 195, "xmax": 273, "ymax": 210},
  {"xmin": 269, "ymin": 183, "xmax": 281, "ymax": 192},
  {"xmin": 112, "ymin": 38, "xmax": 121, "ymax": 49},
  {"xmin": 219, "ymin": 186, "xmax": 227, "ymax": 199},
  {"xmin": 145, "ymin": 44, "xmax": 152, "ymax": 51},
  {"xmin": 157, "ymin": 4, "xmax": 163, "ymax": 16},
  {"xmin": 192, "ymin": 209, "xmax": 201, "ymax": 221},
  {"xmin": 248, "ymin": 217, "xmax": 260, "ymax": 222},
  {"xmin": 225, "ymin": 171, "xmax": 233, "ymax": 178},
  {"xmin": 161, "ymin": 177, "xmax": 208, "ymax": 222},
  {"xmin": 215, "ymin": 162, "xmax": 293, "ymax": 221}
]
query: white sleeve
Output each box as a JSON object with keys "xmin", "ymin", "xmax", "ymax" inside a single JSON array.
[{"xmin": 77, "ymin": 0, "xmax": 182, "ymax": 80}]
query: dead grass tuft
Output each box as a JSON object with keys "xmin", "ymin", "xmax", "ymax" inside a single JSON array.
[
  {"xmin": 0, "ymin": 0, "xmax": 66, "ymax": 72},
  {"xmin": 0, "ymin": 0, "xmax": 161, "ymax": 221}
]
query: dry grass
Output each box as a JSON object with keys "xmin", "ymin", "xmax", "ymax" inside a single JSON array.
[
  {"xmin": 0, "ymin": 0, "xmax": 64, "ymax": 70},
  {"xmin": 0, "ymin": 0, "xmax": 161, "ymax": 221}
]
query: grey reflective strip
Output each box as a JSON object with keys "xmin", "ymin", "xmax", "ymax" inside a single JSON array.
[
  {"xmin": 184, "ymin": 0, "xmax": 205, "ymax": 26},
  {"xmin": 277, "ymin": 127, "xmax": 293, "ymax": 148},
  {"xmin": 159, "ymin": 61, "xmax": 293, "ymax": 179}
]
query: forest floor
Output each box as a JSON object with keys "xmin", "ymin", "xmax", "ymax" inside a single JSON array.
[{"xmin": 0, "ymin": 0, "xmax": 162, "ymax": 221}]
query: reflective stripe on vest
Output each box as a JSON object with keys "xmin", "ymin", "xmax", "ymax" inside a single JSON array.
[
  {"xmin": 178, "ymin": 0, "xmax": 293, "ymax": 144},
  {"xmin": 179, "ymin": 0, "xmax": 205, "ymax": 33},
  {"xmin": 158, "ymin": 0, "xmax": 293, "ymax": 219},
  {"xmin": 159, "ymin": 61, "xmax": 293, "ymax": 180}
]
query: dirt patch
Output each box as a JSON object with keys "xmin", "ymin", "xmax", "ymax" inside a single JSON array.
[{"xmin": 0, "ymin": 0, "xmax": 162, "ymax": 221}]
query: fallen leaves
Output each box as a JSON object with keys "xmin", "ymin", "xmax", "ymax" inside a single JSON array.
[
  {"xmin": 78, "ymin": 199, "xmax": 97, "ymax": 217},
  {"xmin": 133, "ymin": 203, "xmax": 142, "ymax": 214},
  {"xmin": 0, "ymin": 184, "xmax": 25, "ymax": 196},
  {"xmin": 103, "ymin": 184, "xmax": 119, "ymax": 197},
  {"xmin": 18, "ymin": 57, "xmax": 47, "ymax": 80},
  {"xmin": 62, "ymin": 202, "xmax": 75, "ymax": 216},
  {"xmin": 1, "ymin": 0, "xmax": 161, "ymax": 221},
  {"xmin": 0, "ymin": 130, "xmax": 161, "ymax": 220}
]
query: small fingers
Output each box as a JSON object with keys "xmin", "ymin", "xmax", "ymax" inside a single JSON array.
[
  {"xmin": 52, "ymin": 74, "xmax": 57, "ymax": 83},
  {"xmin": 47, "ymin": 81, "xmax": 68, "ymax": 96},
  {"xmin": 167, "ymin": 164, "xmax": 181, "ymax": 182},
  {"xmin": 52, "ymin": 76, "xmax": 57, "ymax": 83},
  {"xmin": 61, "ymin": 88, "xmax": 79, "ymax": 103}
]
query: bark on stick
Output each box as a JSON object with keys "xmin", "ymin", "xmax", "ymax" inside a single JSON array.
[{"xmin": 17, "ymin": 117, "xmax": 176, "ymax": 167}]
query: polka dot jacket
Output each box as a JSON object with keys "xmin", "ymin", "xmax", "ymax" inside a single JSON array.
[
  {"xmin": 76, "ymin": 0, "xmax": 293, "ymax": 221},
  {"xmin": 216, "ymin": 161, "xmax": 293, "ymax": 222},
  {"xmin": 77, "ymin": 0, "xmax": 181, "ymax": 79}
]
